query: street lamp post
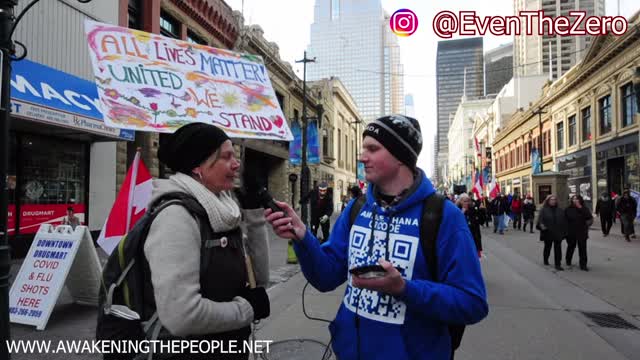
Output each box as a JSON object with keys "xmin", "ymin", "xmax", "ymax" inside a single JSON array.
[
  {"xmin": 0, "ymin": 3, "xmax": 17, "ymax": 357},
  {"xmin": 295, "ymin": 51, "xmax": 315, "ymax": 225},
  {"xmin": 532, "ymin": 107, "xmax": 547, "ymax": 173},
  {"xmin": 0, "ymin": 2, "xmax": 93, "ymax": 356},
  {"xmin": 349, "ymin": 118, "xmax": 362, "ymax": 184}
]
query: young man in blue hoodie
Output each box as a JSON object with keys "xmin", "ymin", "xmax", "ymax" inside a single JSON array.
[{"xmin": 265, "ymin": 115, "xmax": 488, "ymax": 360}]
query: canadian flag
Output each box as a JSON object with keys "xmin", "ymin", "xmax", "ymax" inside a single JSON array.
[
  {"xmin": 474, "ymin": 137, "xmax": 482, "ymax": 158},
  {"xmin": 97, "ymin": 151, "xmax": 153, "ymax": 255},
  {"xmin": 472, "ymin": 176, "xmax": 483, "ymax": 199},
  {"xmin": 489, "ymin": 179, "xmax": 501, "ymax": 199}
]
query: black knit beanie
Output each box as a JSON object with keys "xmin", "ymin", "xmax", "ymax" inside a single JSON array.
[
  {"xmin": 158, "ymin": 122, "xmax": 230, "ymax": 174},
  {"xmin": 362, "ymin": 115, "xmax": 423, "ymax": 169}
]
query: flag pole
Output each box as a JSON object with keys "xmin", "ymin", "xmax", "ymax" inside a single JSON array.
[{"xmin": 125, "ymin": 148, "xmax": 142, "ymax": 232}]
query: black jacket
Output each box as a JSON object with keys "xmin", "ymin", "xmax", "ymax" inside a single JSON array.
[
  {"xmin": 595, "ymin": 196, "xmax": 615, "ymax": 218},
  {"xmin": 490, "ymin": 197, "xmax": 509, "ymax": 215},
  {"xmin": 537, "ymin": 206, "xmax": 568, "ymax": 241},
  {"xmin": 300, "ymin": 189, "xmax": 334, "ymax": 221},
  {"xmin": 460, "ymin": 205, "xmax": 482, "ymax": 251},
  {"xmin": 565, "ymin": 206, "xmax": 593, "ymax": 241},
  {"xmin": 616, "ymin": 196, "xmax": 637, "ymax": 218},
  {"xmin": 522, "ymin": 201, "xmax": 536, "ymax": 219}
]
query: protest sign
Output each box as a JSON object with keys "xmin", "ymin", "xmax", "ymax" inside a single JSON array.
[
  {"xmin": 9, "ymin": 225, "xmax": 101, "ymax": 330},
  {"xmin": 85, "ymin": 20, "xmax": 292, "ymax": 141}
]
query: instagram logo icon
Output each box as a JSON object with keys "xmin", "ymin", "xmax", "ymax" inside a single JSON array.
[{"xmin": 390, "ymin": 9, "xmax": 418, "ymax": 36}]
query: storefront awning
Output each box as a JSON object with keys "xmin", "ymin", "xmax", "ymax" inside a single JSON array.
[{"xmin": 9, "ymin": 59, "xmax": 134, "ymax": 141}]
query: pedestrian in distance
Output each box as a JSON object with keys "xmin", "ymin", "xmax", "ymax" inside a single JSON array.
[
  {"xmin": 536, "ymin": 194, "xmax": 568, "ymax": 271},
  {"xmin": 565, "ymin": 195, "xmax": 593, "ymax": 271},
  {"xmin": 482, "ymin": 196, "xmax": 492, "ymax": 227},
  {"xmin": 477, "ymin": 195, "xmax": 490, "ymax": 228},
  {"xmin": 522, "ymin": 195, "xmax": 536, "ymax": 233},
  {"xmin": 595, "ymin": 192, "xmax": 615, "ymax": 236},
  {"xmin": 457, "ymin": 193, "xmax": 483, "ymax": 259},
  {"xmin": 264, "ymin": 115, "xmax": 488, "ymax": 360},
  {"xmin": 300, "ymin": 182, "xmax": 334, "ymax": 243},
  {"xmin": 616, "ymin": 188, "xmax": 637, "ymax": 241},
  {"xmin": 135, "ymin": 123, "xmax": 270, "ymax": 359},
  {"xmin": 342, "ymin": 186, "xmax": 363, "ymax": 212},
  {"xmin": 491, "ymin": 193, "xmax": 509, "ymax": 234},
  {"xmin": 62, "ymin": 206, "xmax": 81, "ymax": 230},
  {"xmin": 349, "ymin": 184, "xmax": 363, "ymax": 201},
  {"xmin": 340, "ymin": 194, "xmax": 349, "ymax": 212},
  {"xmin": 510, "ymin": 194, "xmax": 523, "ymax": 230}
]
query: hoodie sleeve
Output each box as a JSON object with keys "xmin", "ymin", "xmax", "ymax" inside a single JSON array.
[
  {"xmin": 397, "ymin": 202, "xmax": 489, "ymax": 325},
  {"xmin": 292, "ymin": 200, "xmax": 354, "ymax": 292}
]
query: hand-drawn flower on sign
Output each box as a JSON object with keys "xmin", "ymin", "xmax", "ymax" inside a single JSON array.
[
  {"xmin": 222, "ymin": 92, "xmax": 240, "ymax": 107},
  {"xmin": 185, "ymin": 108, "xmax": 197, "ymax": 118},
  {"xmin": 104, "ymin": 88, "xmax": 120, "ymax": 100}
]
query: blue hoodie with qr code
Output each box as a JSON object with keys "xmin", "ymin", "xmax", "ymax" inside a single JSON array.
[{"xmin": 292, "ymin": 169, "xmax": 488, "ymax": 360}]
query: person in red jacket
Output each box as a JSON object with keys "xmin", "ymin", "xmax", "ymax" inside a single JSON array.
[{"xmin": 511, "ymin": 194, "xmax": 523, "ymax": 230}]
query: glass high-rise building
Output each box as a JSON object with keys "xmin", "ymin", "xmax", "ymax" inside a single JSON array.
[
  {"xmin": 485, "ymin": 43, "xmax": 513, "ymax": 96},
  {"xmin": 513, "ymin": 0, "xmax": 605, "ymax": 80},
  {"xmin": 307, "ymin": 0, "xmax": 403, "ymax": 123},
  {"xmin": 435, "ymin": 37, "xmax": 484, "ymax": 184}
]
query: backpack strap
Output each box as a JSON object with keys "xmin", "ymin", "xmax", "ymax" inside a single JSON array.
[
  {"xmin": 348, "ymin": 196, "xmax": 367, "ymax": 228},
  {"xmin": 419, "ymin": 193, "xmax": 467, "ymax": 353},
  {"xmin": 419, "ymin": 193, "xmax": 446, "ymax": 282},
  {"xmin": 148, "ymin": 192, "xmax": 207, "ymax": 220}
]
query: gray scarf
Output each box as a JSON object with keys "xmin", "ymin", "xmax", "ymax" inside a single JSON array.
[{"xmin": 170, "ymin": 173, "xmax": 241, "ymax": 232}]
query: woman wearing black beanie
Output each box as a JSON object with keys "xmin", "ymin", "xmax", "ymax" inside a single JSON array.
[{"xmin": 145, "ymin": 122, "xmax": 270, "ymax": 359}]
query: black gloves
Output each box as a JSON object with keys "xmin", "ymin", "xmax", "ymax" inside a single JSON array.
[
  {"xmin": 236, "ymin": 166, "xmax": 263, "ymax": 209},
  {"xmin": 239, "ymin": 287, "xmax": 270, "ymax": 320}
]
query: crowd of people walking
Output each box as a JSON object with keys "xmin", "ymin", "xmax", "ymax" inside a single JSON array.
[{"xmin": 438, "ymin": 187, "xmax": 638, "ymax": 272}]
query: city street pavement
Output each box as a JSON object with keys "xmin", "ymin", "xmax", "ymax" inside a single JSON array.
[
  {"xmin": 8, "ymin": 212, "xmax": 640, "ymax": 359},
  {"xmin": 256, "ymin": 217, "xmax": 640, "ymax": 360}
]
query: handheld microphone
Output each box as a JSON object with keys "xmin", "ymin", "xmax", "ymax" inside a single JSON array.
[
  {"xmin": 257, "ymin": 188, "xmax": 285, "ymax": 214},
  {"xmin": 257, "ymin": 188, "xmax": 299, "ymax": 240}
]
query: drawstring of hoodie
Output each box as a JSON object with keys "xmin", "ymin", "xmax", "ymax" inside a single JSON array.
[
  {"xmin": 356, "ymin": 203, "xmax": 395, "ymax": 360},
  {"xmin": 383, "ymin": 209, "xmax": 396, "ymax": 262},
  {"xmin": 365, "ymin": 203, "xmax": 398, "ymax": 262}
]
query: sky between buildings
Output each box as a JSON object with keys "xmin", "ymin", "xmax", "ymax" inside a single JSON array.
[{"xmin": 226, "ymin": 0, "xmax": 637, "ymax": 177}]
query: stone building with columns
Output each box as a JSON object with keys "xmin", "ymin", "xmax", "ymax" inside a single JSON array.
[
  {"xmin": 309, "ymin": 77, "xmax": 362, "ymax": 212},
  {"xmin": 493, "ymin": 12, "xmax": 640, "ymax": 208}
]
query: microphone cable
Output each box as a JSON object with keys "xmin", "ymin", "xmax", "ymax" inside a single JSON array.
[{"xmin": 301, "ymin": 281, "xmax": 334, "ymax": 360}]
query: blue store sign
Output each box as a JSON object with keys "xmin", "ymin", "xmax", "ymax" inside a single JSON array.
[{"xmin": 10, "ymin": 59, "xmax": 134, "ymax": 141}]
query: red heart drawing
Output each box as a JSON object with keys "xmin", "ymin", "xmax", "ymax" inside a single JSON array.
[{"xmin": 272, "ymin": 116, "xmax": 284, "ymax": 128}]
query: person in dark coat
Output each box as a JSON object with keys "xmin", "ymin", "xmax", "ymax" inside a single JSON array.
[
  {"xmin": 300, "ymin": 182, "xmax": 334, "ymax": 242},
  {"xmin": 536, "ymin": 194, "xmax": 568, "ymax": 271},
  {"xmin": 522, "ymin": 195, "xmax": 536, "ymax": 233},
  {"xmin": 565, "ymin": 195, "xmax": 594, "ymax": 271},
  {"xmin": 595, "ymin": 192, "xmax": 615, "ymax": 236},
  {"xmin": 616, "ymin": 188, "xmax": 637, "ymax": 242},
  {"xmin": 491, "ymin": 193, "xmax": 509, "ymax": 234},
  {"xmin": 457, "ymin": 194, "xmax": 483, "ymax": 258},
  {"xmin": 478, "ymin": 195, "xmax": 490, "ymax": 228}
]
